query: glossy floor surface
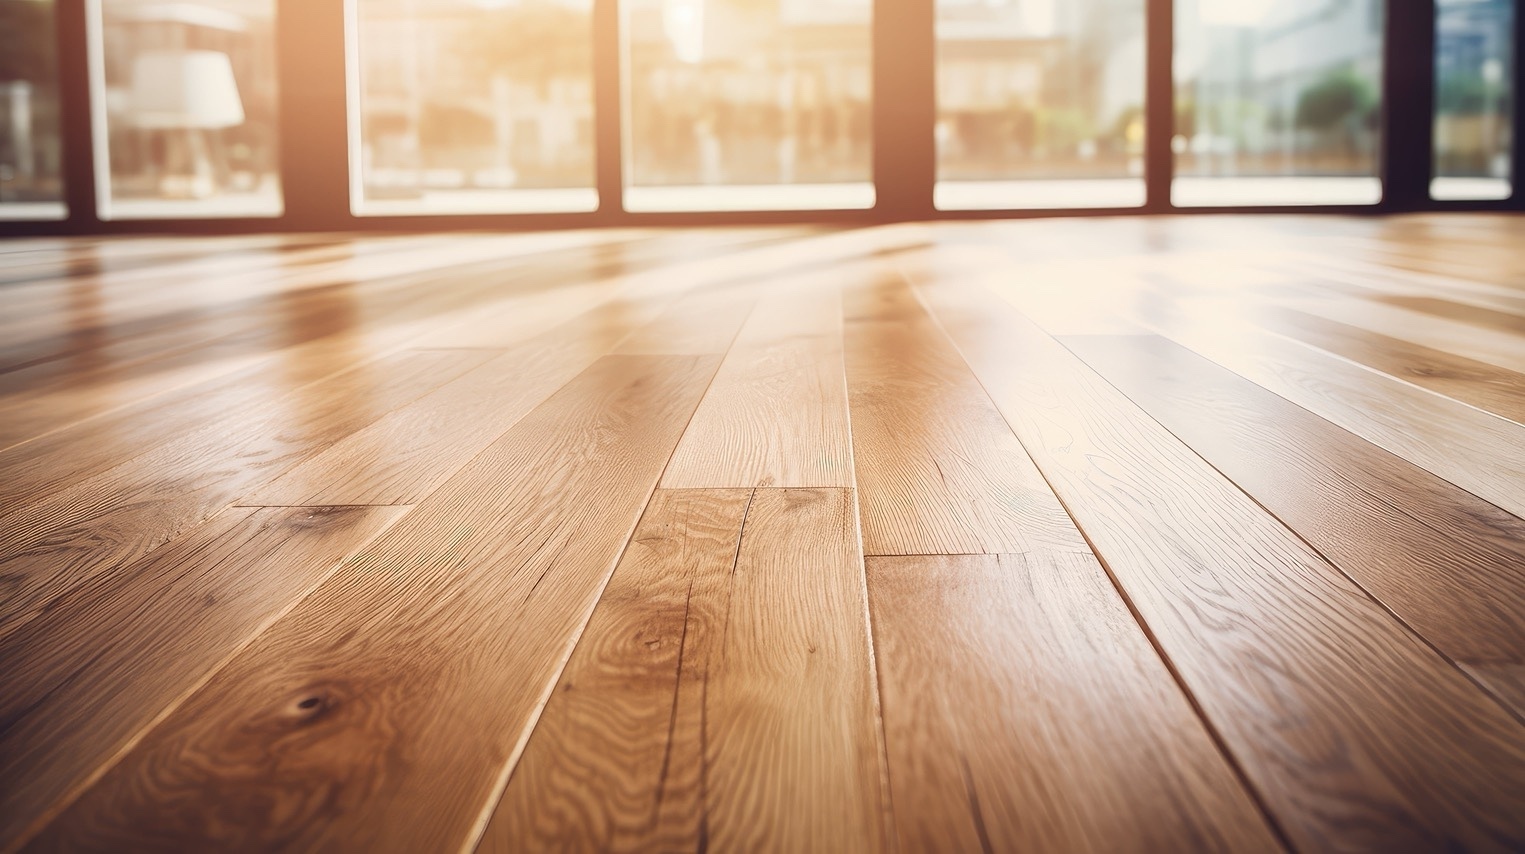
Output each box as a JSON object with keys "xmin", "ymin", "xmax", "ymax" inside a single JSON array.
[{"xmin": 3, "ymin": 215, "xmax": 1525, "ymax": 852}]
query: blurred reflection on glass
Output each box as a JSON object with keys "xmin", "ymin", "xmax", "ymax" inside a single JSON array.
[
  {"xmin": 1434, "ymin": 0, "xmax": 1513, "ymax": 200},
  {"xmin": 350, "ymin": 0, "xmax": 597, "ymax": 215},
  {"xmin": 0, "ymin": 0, "xmax": 66, "ymax": 220},
  {"xmin": 623, "ymin": 0, "xmax": 873, "ymax": 212},
  {"xmin": 934, "ymin": 0, "xmax": 1146, "ymax": 210},
  {"xmin": 1174, "ymin": 0, "xmax": 1384, "ymax": 206},
  {"xmin": 91, "ymin": 0, "xmax": 282, "ymax": 219}
]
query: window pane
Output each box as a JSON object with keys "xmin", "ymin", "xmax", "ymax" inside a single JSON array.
[
  {"xmin": 1434, "ymin": 0, "xmax": 1514, "ymax": 200},
  {"xmin": 1174, "ymin": 0, "xmax": 1384, "ymax": 206},
  {"xmin": 0, "ymin": 0, "xmax": 66, "ymax": 220},
  {"xmin": 91, "ymin": 0, "xmax": 282, "ymax": 219},
  {"xmin": 350, "ymin": 0, "xmax": 597, "ymax": 216},
  {"xmin": 934, "ymin": 0, "xmax": 1147, "ymax": 211},
  {"xmin": 623, "ymin": 0, "xmax": 873, "ymax": 212}
]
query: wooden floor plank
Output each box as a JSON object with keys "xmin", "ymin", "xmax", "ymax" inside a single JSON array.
[
  {"xmin": 869, "ymin": 552, "xmax": 1279, "ymax": 853},
  {"xmin": 1297, "ymin": 298, "xmax": 1525, "ymax": 373},
  {"xmin": 240, "ymin": 289, "xmax": 740, "ymax": 507},
  {"xmin": 1265, "ymin": 307, "xmax": 1525, "ymax": 426},
  {"xmin": 0, "ymin": 348, "xmax": 487, "ymax": 642},
  {"xmin": 1149, "ymin": 315, "xmax": 1525, "ymax": 522},
  {"xmin": 1063, "ymin": 333, "xmax": 1525, "ymax": 714},
  {"xmin": 25, "ymin": 354, "xmax": 720, "ymax": 853},
  {"xmin": 844, "ymin": 273, "xmax": 1090, "ymax": 556},
  {"xmin": 662, "ymin": 288, "xmax": 853, "ymax": 488},
  {"xmin": 478, "ymin": 488, "xmax": 753, "ymax": 853},
  {"xmin": 0, "ymin": 505, "xmax": 406, "ymax": 847},
  {"xmin": 915, "ymin": 277, "xmax": 1525, "ymax": 851},
  {"xmin": 701, "ymin": 487, "xmax": 888, "ymax": 852}
]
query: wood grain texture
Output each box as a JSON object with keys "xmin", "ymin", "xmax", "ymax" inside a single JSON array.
[
  {"xmin": 26, "ymin": 354, "xmax": 720, "ymax": 853},
  {"xmin": 661, "ymin": 288, "xmax": 854, "ymax": 488},
  {"xmin": 0, "ymin": 505, "xmax": 405, "ymax": 848},
  {"xmin": 1063, "ymin": 334, "xmax": 1525, "ymax": 714},
  {"xmin": 1265, "ymin": 307, "xmax": 1525, "ymax": 426},
  {"xmin": 479, "ymin": 488, "xmax": 753, "ymax": 852},
  {"xmin": 869, "ymin": 552, "xmax": 1279, "ymax": 853},
  {"xmin": 844, "ymin": 274, "xmax": 1090, "ymax": 556},
  {"xmin": 239, "ymin": 291, "xmax": 735, "ymax": 506},
  {"xmin": 1298, "ymin": 298, "xmax": 1525, "ymax": 373},
  {"xmin": 1152, "ymin": 317, "xmax": 1525, "ymax": 521},
  {"xmin": 702, "ymin": 487, "xmax": 888, "ymax": 853},
  {"xmin": 0, "ymin": 349, "xmax": 485, "ymax": 642},
  {"xmin": 916, "ymin": 277, "xmax": 1525, "ymax": 851}
]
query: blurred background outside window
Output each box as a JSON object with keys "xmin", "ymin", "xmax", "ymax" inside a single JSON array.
[
  {"xmin": 0, "ymin": 0, "xmax": 66, "ymax": 220},
  {"xmin": 350, "ymin": 0, "xmax": 598, "ymax": 216},
  {"xmin": 1174, "ymin": 0, "xmax": 1385, "ymax": 206},
  {"xmin": 934, "ymin": 0, "xmax": 1147, "ymax": 210},
  {"xmin": 623, "ymin": 0, "xmax": 874, "ymax": 211},
  {"xmin": 92, "ymin": 0, "xmax": 282, "ymax": 218},
  {"xmin": 1433, "ymin": 0, "xmax": 1514, "ymax": 200}
]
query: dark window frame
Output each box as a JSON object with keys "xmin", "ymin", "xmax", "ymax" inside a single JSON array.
[{"xmin": 4, "ymin": 0, "xmax": 1521, "ymax": 237}]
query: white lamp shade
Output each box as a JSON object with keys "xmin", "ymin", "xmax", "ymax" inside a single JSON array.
[{"xmin": 129, "ymin": 50, "xmax": 246, "ymax": 129}]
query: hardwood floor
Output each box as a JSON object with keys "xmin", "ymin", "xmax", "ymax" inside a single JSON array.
[{"xmin": 2, "ymin": 215, "xmax": 1525, "ymax": 852}]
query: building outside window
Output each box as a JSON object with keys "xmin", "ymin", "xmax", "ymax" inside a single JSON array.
[
  {"xmin": 1174, "ymin": 0, "xmax": 1385, "ymax": 206},
  {"xmin": 350, "ymin": 0, "xmax": 598, "ymax": 215},
  {"xmin": 1433, "ymin": 0, "xmax": 1514, "ymax": 200},
  {"xmin": 0, "ymin": 0, "xmax": 66, "ymax": 220}
]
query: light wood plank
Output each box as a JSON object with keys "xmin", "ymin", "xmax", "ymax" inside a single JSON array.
[
  {"xmin": 0, "ymin": 505, "xmax": 406, "ymax": 847},
  {"xmin": 1150, "ymin": 314, "xmax": 1525, "ymax": 522},
  {"xmin": 1064, "ymin": 333, "xmax": 1525, "ymax": 714},
  {"xmin": 844, "ymin": 274, "xmax": 1088, "ymax": 555},
  {"xmin": 1266, "ymin": 307, "xmax": 1525, "ymax": 426},
  {"xmin": 25, "ymin": 354, "xmax": 720, "ymax": 853},
  {"xmin": 240, "ymin": 290, "xmax": 743, "ymax": 506},
  {"xmin": 703, "ymin": 487, "xmax": 888, "ymax": 852},
  {"xmin": 0, "ymin": 349, "xmax": 486, "ymax": 642},
  {"xmin": 869, "ymin": 552, "xmax": 1279, "ymax": 853},
  {"xmin": 662, "ymin": 289, "xmax": 853, "ymax": 488},
  {"xmin": 916, "ymin": 277, "xmax": 1525, "ymax": 851},
  {"xmin": 479, "ymin": 488, "xmax": 753, "ymax": 852}
]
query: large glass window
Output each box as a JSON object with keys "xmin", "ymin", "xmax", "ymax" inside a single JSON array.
[
  {"xmin": 0, "ymin": 0, "xmax": 66, "ymax": 220},
  {"xmin": 622, "ymin": 0, "xmax": 874, "ymax": 212},
  {"xmin": 89, "ymin": 0, "xmax": 282, "ymax": 219},
  {"xmin": 1174, "ymin": 0, "xmax": 1385, "ymax": 206},
  {"xmin": 349, "ymin": 0, "xmax": 597, "ymax": 215},
  {"xmin": 1434, "ymin": 0, "xmax": 1514, "ymax": 200},
  {"xmin": 934, "ymin": 0, "xmax": 1147, "ymax": 211}
]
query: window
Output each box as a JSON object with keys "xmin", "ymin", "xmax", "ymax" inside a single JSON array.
[
  {"xmin": 1174, "ymin": 0, "xmax": 1385, "ymax": 206},
  {"xmin": 89, "ymin": 0, "xmax": 282, "ymax": 219},
  {"xmin": 622, "ymin": 0, "xmax": 874, "ymax": 212},
  {"xmin": 935, "ymin": 0, "xmax": 1147, "ymax": 211},
  {"xmin": 1434, "ymin": 0, "xmax": 1514, "ymax": 200},
  {"xmin": 348, "ymin": 0, "xmax": 597, "ymax": 215},
  {"xmin": 0, "ymin": 0, "xmax": 66, "ymax": 220}
]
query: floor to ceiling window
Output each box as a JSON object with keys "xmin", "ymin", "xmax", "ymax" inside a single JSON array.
[
  {"xmin": 89, "ymin": 0, "xmax": 282, "ymax": 219},
  {"xmin": 348, "ymin": 0, "xmax": 597, "ymax": 215},
  {"xmin": 1174, "ymin": 0, "xmax": 1385, "ymax": 207},
  {"xmin": 621, "ymin": 0, "xmax": 874, "ymax": 212},
  {"xmin": 1, "ymin": 0, "xmax": 66, "ymax": 220},
  {"xmin": 934, "ymin": 0, "xmax": 1147, "ymax": 210},
  {"xmin": 1433, "ymin": 0, "xmax": 1514, "ymax": 201}
]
